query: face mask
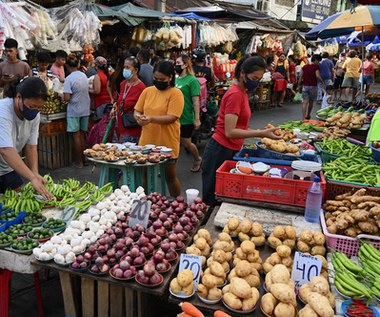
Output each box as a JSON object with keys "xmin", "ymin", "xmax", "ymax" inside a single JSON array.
[
  {"xmin": 244, "ymin": 78, "xmax": 260, "ymax": 92},
  {"xmin": 174, "ymin": 65, "xmax": 183, "ymax": 74},
  {"xmin": 153, "ymin": 80, "xmax": 169, "ymax": 91},
  {"xmin": 22, "ymin": 105, "xmax": 39, "ymax": 121},
  {"xmin": 123, "ymin": 69, "xmax": 132, "ymax": 79}
]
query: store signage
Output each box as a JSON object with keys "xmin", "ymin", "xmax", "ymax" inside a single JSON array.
[
  {"xmin": 301, "ymin": 0, "xmax": 331, "ymax": 24},
  {"xmin": 291, "ymin": 251, "xmax": 322, "ymax": 289},
  {"xmin": 129, "ymin": 199, "xmax": 151, "ymax": 228},
  {"xmin": 179, "ymin": 254, "xmax": 203, "ymax": 287}
]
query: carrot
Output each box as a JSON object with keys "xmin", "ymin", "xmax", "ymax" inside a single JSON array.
[
  {"xmin": 179, "ymin": 302, "xmax": 204, "ymax": 317},
  {"xmin": 214, "ymin": 310, "xmax": 232, "ymax": 317},
  {"xmin": 177, "ymin": 313, "xmax": 194, "ymax": 317}
]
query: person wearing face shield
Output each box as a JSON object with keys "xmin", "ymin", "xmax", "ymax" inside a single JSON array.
[
  {"xmin": 201, "ymin": 56, "xmax": 283, "ymax": 207},
  {"xmin": 0, "ymin": 77, "xmax": 53, "ymax": 200}
]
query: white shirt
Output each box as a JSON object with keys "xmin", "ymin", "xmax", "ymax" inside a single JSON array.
[
  {"xmin": 321, "ymin": 93, "xmax": 333, "ymax": 109},
  {"xmin": 0, "ymin": 98, "xmax": 40, "ymax": 175}
]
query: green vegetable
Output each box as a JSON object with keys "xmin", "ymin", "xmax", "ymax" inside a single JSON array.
[{"xmin": 316, "ymin": 139, "xmax": 372, "ymax": 160}]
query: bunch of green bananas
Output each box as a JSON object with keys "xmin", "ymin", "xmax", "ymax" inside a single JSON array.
[
  {"xmin": 2, "ymin": 197, "xmax": 20, "ymax": 210},
  {"xmin": 13, "ymin": 198, "xmax": 42, "ymax": 214},
  {"xmin": 83, "ymin": 181, "xmax": 97, "ymax": 192},
  {"xmin": 72, "ymin": 186, "xmax": 91, "ymax": 200},
  {"xmin": 62, "ymin": 178, "xmax": 80, "ymax": 191},
  {"xmin": 89, "ymin": 190, "xmax": 105, "ymax": 203},
  {"xmin": 50, "ymin": 185, "xmax": 69, "ymax": 199},
  {"xmin": 98, "ymin": 183, "xmax": 113, "ymax": 195},
  {"xmin": 56, "ymin": 196, "xmax": 77, "ymax": 208},
  {"xmin": 44, "ymin": 174, "xmax": 54, "ymax": 185},
  {"xmin": 75, "ymin": 199, "xmax": 93, "ymax": 212}
]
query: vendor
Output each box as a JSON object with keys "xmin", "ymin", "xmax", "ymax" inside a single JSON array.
[
  {"xmin": 0, "ymin": 77, "xmax": 53, "ymax": 200},
  {"xmin": 32, "ymin": 52, "xmax": 56, "ymax": 88},
  {"xmin": 201, "ymin": 56, "xmax": 282, "ymax": 207},
  {"xmin": 367, "ymin": 108, "xmax": 380, "ymax": 144}
]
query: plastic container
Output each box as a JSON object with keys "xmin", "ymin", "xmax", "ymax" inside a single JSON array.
[
  {"xmin": 326, "ymin": 180, "xmax": 380, "ymax": 200},
  {"xmin": 255, "ymin": 141, "xmax": 303, "ymax": 161},
  {"xmin": 315, "ymin": 137, "xmax": 366, "ymax": 163},
  {"xmin": 304, "ymin": 176, "xmax": 323, "ymax": 223},
  {"xmin": 186, "ymin": 189, "xmax": 199, "ymax": 204},
  {"xmin": 370, "ymin": 143, "xmax": 380, "ymax": 163}
]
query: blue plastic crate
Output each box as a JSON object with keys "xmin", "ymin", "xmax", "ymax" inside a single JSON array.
[
  {"xmin": 233, "ymin": 148, "xmax": 321, "ymax": 166},
  {"xmin": 255, "ymin": 141, "xmax": 303, "ymax": 161},
  {"xmin": 0, "ymin": 223, "xmax": 6, "ymax": 232},
  {"xmin": 0, "ymin": 211, "xmax": 26, "ymax": 229}
]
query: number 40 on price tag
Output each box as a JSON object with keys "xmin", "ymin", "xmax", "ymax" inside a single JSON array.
[
  {"xmin": 291, "ymin": 251, "xmax": 322, "ymax": 290},
  {"xmin": 178, "ymin": 254, "xmax": 203, "ymax": 287}
]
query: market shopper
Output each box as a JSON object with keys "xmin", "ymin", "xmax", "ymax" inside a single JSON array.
[
  {"xmin": 201, "ymin": 56, "xmax": 282, "ymax": 207},
  {"xmin": 298, "ymin": 54, "xmax": 324, "ymax": 120},
  {"xmin": 0, "ymin": 77, "xmax": 53, "ymax": 199},
  {"xmin": 134, "ymin": 60, "xmax": 184, "ymax": 197},
  {"xmin": 0, "ymin": 38, "xmax": 32, "ymax": 96},
  {"xmin": 334, "ymin": 52, "xmax": 346, "ymax": 100},
  {"xmin": 63, "ymin": 54, "xmax": 91, "ymax": 169},
  {"xmin": 192, "ymin": 48, "xmax": 215, "ymax": 89},
  {"xmin": 50, "ymin": 50, "xmax": 67, "ymax": 82},
  {"xmin": 89, "ymin": 56, "xmax": 113, "ymax": 122},
  {"xmin": 342, "ymin": 50, "xmax": 362, "ymax": 102},
  {"xmin": 271, "ymin": 53, "xmax": 289, "ymax": 107},
  {"xmin": 116, "ymin": 57, "xmax": 146, "ymax": 143},
  {"xmin": 32, "ymin": 52, "xmax": 56, "ymax": 87},
  {"xmin": 137, "ymin": 49, "xmax": 154, "ymax": 87},
  {"xmin": 361, "ymin": 53, "xmax": 376, "ymax": 96},
  {"xmin": 175, "ymin": 54, "xmax": 202, "ymax": 173}
]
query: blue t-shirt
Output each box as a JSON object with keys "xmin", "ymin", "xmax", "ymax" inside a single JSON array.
[
  {"xmin": 63, "ymin": 71, "xmax": 90, "ymax": 117},
  {"xmin": 319, "ymin": 59, "xmax": 334, "ymax": 81}
]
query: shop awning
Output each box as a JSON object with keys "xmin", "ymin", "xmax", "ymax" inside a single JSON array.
[{"xmin": 173, "ymin": 12, "xmax": 213, "ymax": 21}]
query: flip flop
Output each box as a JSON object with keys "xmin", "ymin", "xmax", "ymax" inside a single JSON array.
[{"xmin": 191, "ymin": 158, "xmax": 202, "ymax": 173}]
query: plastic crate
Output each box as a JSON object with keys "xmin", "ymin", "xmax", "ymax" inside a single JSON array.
[
  {"xmin": 326, "ymin": 179, "xmax": 380, "ymax": 200},
  {"xmin": 234, "ymin": 148, "xmax": 321, "ymax": 166},
  {"xmin": 215, "ymin": 160, "xmax": 326, "ymax": 207},
  {"xmin": 370, "ymin": 143, "xmax": 380, "ymax": 163},
  {"xmin": 0, "ymin": 211, "xmax": 26, "ymax": 229},
  {"xmin": 255, "ymin": 141, "xmax": 303, "ymax": 161},
  {"xmin": 320, "ymin": 209, "xmax": 380, "ymax": 257}
]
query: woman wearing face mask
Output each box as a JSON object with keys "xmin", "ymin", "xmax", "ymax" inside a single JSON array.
[
  {"xmin": 134, "ymin": 61, "xmax": 184, "ymax": 197},
  {"xmin": 0, "ymin": 77, "xmax": 53, "ymax": 200},
  {"xmin": 201, "ymin": 56, "xmax": 282, "ymax": 207},
  {"xmin": 175, "ymin": 54, "xmax": 202, "ymax": 172},
  {"xmin": 116, "ymin": 57, "xmax": 146, "ymax": 143}
]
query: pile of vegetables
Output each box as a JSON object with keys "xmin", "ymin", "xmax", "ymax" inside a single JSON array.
[
  {"xmin": 316, "ymin": 126, "xmax": 350, "ymax": 140},
  {"xmin": 223, "ymin": 218, "xmax": 266, "ymax": 246},
  {"xmin": 263, "ymin": 245, "xmax": 293, "ymax": 274},
  {"xmin": 177, "ymin": 302, "xmax": 232, "ymax": 317},
  {"xmin": 222, "ymin": 277, "xmax": 260, "ymax": 312},
  {"xmin": 267, "ymin": 225, "xmax": 297, "ymax": 250},
  {"xmin": 324, "ymin": 189, "xmax": 380, "ymax": 237},
  {"xmin": 316, "ymin": 138, "xmax": 372, "ymax": 160},
  {"xmin": 232, "ymin": 240, "xmax": 262, "ymax": 276},
  {"xmin": 322, "ymin": 157, "xmax": 380, "ymax": 185},
  {"xmin": 264, "ymin": 123, "xmax": 296, "ymax": 141},
  {"xmin": 325, "ymin": 112, "xmax": 367, "ymax": 129},
  {"xmin": 260, "ymin": 138, "xmax": 300, "ymax": 156},
  {"xmin": 279, "ymin": 120, "xmax": 325, "ymax": 132},
  {"xmin": 170, "ymin": 269, "xmax": 195, "ymax": 297},
  {"xmin": 296, "ymin": 230, "xmax": 327, "ymax": 256},
  {"xmin": 316, "ymin": 105, "xmax": 362, "ymax": 118}
]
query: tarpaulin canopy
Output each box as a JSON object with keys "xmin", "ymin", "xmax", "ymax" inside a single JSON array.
[{"xmin": 173, "ymin": 12, "xmax": 213, "ymax": 21}]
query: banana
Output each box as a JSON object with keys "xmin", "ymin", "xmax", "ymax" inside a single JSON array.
[{"xmin": 99, "ymin": 183, "xmax": 113, "ymax": 195}]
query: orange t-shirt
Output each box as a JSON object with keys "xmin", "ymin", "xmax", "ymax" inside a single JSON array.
[{"xmin": 135, "ymin": 86, "xmax": 184, "ymax": 159}]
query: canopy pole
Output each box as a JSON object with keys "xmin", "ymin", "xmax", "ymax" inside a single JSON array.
[{"xmin": 361, "ymin": 25, "xmax": 365, "ymax": 103}]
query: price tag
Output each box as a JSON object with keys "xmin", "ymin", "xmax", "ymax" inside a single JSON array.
[
  {"xmin": 128, "ymin": 199, "xmax": 151, "ymax": 228},
  {"xmin": 291, "ymin": 251, "xmax": 322, "ymax": 289},
  {"xmin": 178, "ymin": 254, "xmax": 203, "ymax": 287}
]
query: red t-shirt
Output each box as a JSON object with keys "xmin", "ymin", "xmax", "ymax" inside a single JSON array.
[
  {"xmin": 289, "ymin": 62, "xmax": 296, "ymax": 83},
  {"xmin": 117, "ymin": 80, "xmax": 146, "ymax": 136},
  {"xmin": 94, "ymin": 71, "xmax": 112, "ymax": 107},
  {"xmin": 212, "ymin": 84, "xmax": 251, "ymax": 151},
  {"xmin": 302, "ymin": 63, "xmax": 320, "ymax": 86}
]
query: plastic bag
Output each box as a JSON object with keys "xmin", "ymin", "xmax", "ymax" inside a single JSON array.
[{"xmin": 294, "ymin": 92, "xmax": 303, "ymax": 103}]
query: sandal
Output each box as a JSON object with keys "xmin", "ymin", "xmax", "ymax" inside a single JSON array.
[{"xmin": 191, "ymin": 158, "xmax": 202, "ymax": 173}]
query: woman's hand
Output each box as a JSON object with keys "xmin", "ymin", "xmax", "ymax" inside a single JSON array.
[
  {"xmin": 136, "ymin": 114, "xmax": 151, "ymax": 126},
  {"xmin": 261, "ymin": 127, "xmax": 283, "ymax": 140},
  {"xmin": 31, "ymin": 177, "xmax": 54, "ymax": 201},
  {"xmin": 194, "ymin": 119, "xmax": 201, "ymax": 130}
]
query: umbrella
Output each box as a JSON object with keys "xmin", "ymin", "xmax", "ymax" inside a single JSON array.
[{"xmin": 366, "ymin": 35, "xmax": 380, "ymax": 51}]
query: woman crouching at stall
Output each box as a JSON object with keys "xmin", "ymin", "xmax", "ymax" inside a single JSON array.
[
  {"xmin": 201, "ymin": 56, "xmax": 283, "ymax": 207},
  {"xmin": 0, "ymin": 77, "xmax": 53, "ymax": 200}
]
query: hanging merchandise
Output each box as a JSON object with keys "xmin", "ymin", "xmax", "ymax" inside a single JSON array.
[
  {"xmin": 292, "ymin": 40, "xmax": 307, "ymax": 60},
  {"xmin": 199, "ymin": 23, "xmax": 238, "ymax": 48},
  {"xmin": 323, "ymin": 38, "xmax": 339, "ymax": 56},
  {"xmin": 154, "ymin": 23, "xmax": 185, "ymax": 50},
  {"xmin": 246, "ymin": 35, "xmax": 263, "ymax": 54},
  {"xmin": 131, "ymin": 25, "xmax": 148, "ymax": 45}
]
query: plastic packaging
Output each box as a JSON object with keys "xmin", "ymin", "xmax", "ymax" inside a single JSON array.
[{"xmin": 304, "ymin": 176, "xmax": 322, "ymax": 223}]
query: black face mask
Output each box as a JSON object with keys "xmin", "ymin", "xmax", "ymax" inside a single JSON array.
[
  {"xmin": 154, "ymin": 80, "xmax": 169, "ymax": 91},
  {"xmin": 174, "ymin": 65, "xmax": 183, "ymax": 74}
]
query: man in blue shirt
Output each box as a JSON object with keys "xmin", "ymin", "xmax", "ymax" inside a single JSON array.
[{"xmin": 317, "ymin": 52, "xmax": 335, "ymax": 103}]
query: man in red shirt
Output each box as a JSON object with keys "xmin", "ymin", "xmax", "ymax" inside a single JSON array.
[{"xmin": 298, "ymin": 55, "xmax": 324, "ymax": 119}]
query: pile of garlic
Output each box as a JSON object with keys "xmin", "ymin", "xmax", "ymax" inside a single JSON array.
[{"xmin": 33, "ymin": 185, "xmax": 146, "ymax": 264}]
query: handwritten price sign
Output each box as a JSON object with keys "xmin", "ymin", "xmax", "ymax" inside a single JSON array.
[
  {"xmin": 178, "ymin": 254, "xmax": 203, "ymax": 287},
  {"xmin": 291, "ymin": 251, "xmax": 322, "ymax": 289},
  {"xmin": 129, "ymin": 200, "xmax": 151, "ymax": 228}
]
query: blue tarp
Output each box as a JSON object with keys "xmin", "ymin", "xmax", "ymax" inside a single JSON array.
[{"xmin": 173, "ymin": 12, "xmax": 213, "ymax": 21}]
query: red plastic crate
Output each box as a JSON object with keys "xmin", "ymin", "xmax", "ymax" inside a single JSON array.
[{"xmin": 215, "ymin": 161, "xmax": 326, "ymax": 207}]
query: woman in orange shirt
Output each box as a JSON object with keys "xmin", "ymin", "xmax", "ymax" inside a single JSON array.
[{"xmin": 134, "ymin": 61, "xmax": 184, "ymax": 197}]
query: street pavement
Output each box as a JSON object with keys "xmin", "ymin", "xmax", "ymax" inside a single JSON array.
[{"xmin": 9, "ymin": 83, "xmax": 380, "ymax": 317}]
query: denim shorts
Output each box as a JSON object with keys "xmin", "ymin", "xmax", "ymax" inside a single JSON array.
[
  {"xmin": 361, "ymin": 75, "xmax": 373, "ymax": 86},
  {"xmin": 302, "ymin": 86, "xmax": 317, "ymax": 101},
  {"xmin": 67, "ymin": 116, "xmax": 89, "ymax": 132}
]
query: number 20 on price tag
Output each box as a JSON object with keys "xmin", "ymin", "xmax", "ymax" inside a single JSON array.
[
  {"xmin": 128, "ymin": 200, "xmax": 152, "ymax": 229},
  {"xmin": 291, "ymin": 251, "xmax": 322, "ymax": 290},
  {"xmin": 178, "ymin": 254, "xmax": 203, "ymax": 287}
]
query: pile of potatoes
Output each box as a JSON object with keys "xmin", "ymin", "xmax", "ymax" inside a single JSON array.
[
  {"xmin": 268, "ymin": 225, "xmax": 297, "ymax": 249},
  {"xmin": 207, "ymin": 249, "xmax": 231, "ymax": 273},
  {"xmin": 298, "ymin": 276, "xmax": 336, "ymax": 317},
  {"xmin": 186, "ymin": 229, "xmax": 213, "ymax": 266},
  {"xmin": 197, "ymin": 262, "xmax": 225, "ymax": 301},
  {"xmin": 261, "ymin": 265, "xmax": 297, "ymax": 317},
  {"xmin": 263, "ymin": 245, "xmax": 293, "ymax": 273},
  {"xmin": 213, "ymin": 232, "xmax": 234, "ymax": 257},
  {"xmin": 222, "ymin": 277, "xmax": 259, "ymax": 312},
  {"xmin": 296, "ymin": 230, "xmax": 327, "ymax": 256},
  {"xmin": 228, "ymin": 260, "xmax": 260, "ymax": 288},
  {"xmin": 223, "ymin": 218, "xmax": 266, "ymax": 246},
  {"xmin": 233, "ymin": 240, "xmax": 263, "ymax": 271},
  {"xmin": 170, "ymin": 269, "xmax": 195, "ymax": 296}
]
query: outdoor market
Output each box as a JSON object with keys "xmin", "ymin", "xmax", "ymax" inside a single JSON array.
[{"xmin": 1, "ymin": 0, "xmax": 380, "ymax": 317}]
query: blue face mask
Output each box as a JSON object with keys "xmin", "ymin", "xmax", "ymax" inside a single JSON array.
[
  {"xmin": 22, "ymin": 105, "xmax": 39, "ymax": 121},
  {"xmin": 244, "ymin": 77, "xmax": 260, "ymax": 92},
  {"xmin": 123, "ymin": 69, "xmax": 132, "ymax": 79}
]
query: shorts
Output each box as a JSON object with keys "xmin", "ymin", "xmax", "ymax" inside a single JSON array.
[
  {"xmin": 302, "ymin": 86, "xmax": 317, "ymax": 101},
  {"xmin": 334, "ymin": 76, "xmax": 344, "ymax": 89},
  {"xmin": 273, "ymin": 79, "xmax": 287, "ymax": 92},
  {"xmin": 0, "ymin": 171, "xmax": 23, "ymax": 193},
  {"xmin": 180, "ymin": 124, "xmax": 194, "ymax": 138},
  {"xmin": 67, "ymin": 116, "xmax": 89, "ymax": 132},
  {"xmin": 342, "ymin": 77, "xmax": 360, "ymax": 89},
  {"xmin": 361, "ymin": 75, "xmax": 373, "ymax": 86},
  {"xmin": 323, "ymin": 79, "xmax": 334, "ymax": 86},
  {"xmin": 165, "ymin": 158, "xmax": 178, "ymax": 165}
]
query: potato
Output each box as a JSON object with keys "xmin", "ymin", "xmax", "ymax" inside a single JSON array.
[
  {"xmin": 313, "ymin": 232, "xmax": 326, "ymax": 246},
  {"xmin": 267, "ymin": 253, "xmax": 281, "ymax": 266},
  {"xmin": 223, "ymin": 226, "xmax": 230, "ymax": 234},
  {"xmin": 207, "ymin": 287, "xmax": 222, "ymax": 300},
  {"xmin": 281, "ymin": 256, "xmax": 293, "ymax": 267},
  {"xmin": 214, "ymin": 275, "xmax": 225, "ymax": 287},
  {"xmin": 268, "ymin": 235, "xmax": 282, "ymax": 248},
  {"xmin": 182, "ymin": 282, "xmax": 194, "ymax": 295},
  {"xmin": 310, "ymin": 276, "xmax": 329, "ymax": 296},
  {"xmin": 177, "ymin": 269, "xmax": 194, "ymax": 287},
  {"xmin": 311, "ymin": 246, "xmax": 326, "ymax": 256},
  {"xmin": 221, "ymin": 261, "xmax": 230, "ymax": 273},
  {"xmin": 299, "ymin": 284, "xmax": 311, "ymax": 302},
  {"xmin": 218, "ymin": 232, "xmax": 232, "ymax": 242},
  {"xmin": 247, "ymin": 249, "xmax": 260, "ymax": 262},
  {"xmin": 196, "ymin": 229, "xmax": 212, "ymax": 244},
  {"xmin": 169, "ymin": 278, "xmax": 181, "ymax": 294},
  {"xmin": 186, "ymin": 245, "xmax": 202, "ymax": 256},
  {"xmin": 250, "ymin": 235, "xmax": 266, "ymax": 246},
  {"xmin": 265, "ymin": 271, "xmax": 273, "ymax": 291},
  {"xmin": 238, "ymin": 232, "xmax": 250, "ymax": 242},
  {"xmin": 227, "ymin": 217, "xmax": 239, "ymax": 230},
  {"xmin": 320, "ymin": 270, "xmax": 329, "ymax": 280},
  {"xmin": 297, "ymin": 240, "xmax": 310, "ymax": 253},
  {"xmin": 263, "ymin": 262, "xmax": 274, "ymax": 273},
  {"xmin": 214, "ymin": 240, "xmax": 231, "ymax": 252},
  {"xmin": 251, "ymin": 287, "xmax": 260, "ymax": 303},
  {"xmin": 225, "ymin": 251, "xmax": 232, "ymax": 262},
  {"xmin": 202, "ymin": 274, "xmax": 217, "ymax": 289},
  {"xmin": 326, "ymin": 291, "xmax": 336, "ymax": 308},
  {"xmin": 271, "ymin": 283, "xmax": 296, "ymax": 304},
  {"xmin": 201, "ymin": 244, "xmax": 211, "ymax": 257},
  {"xmin": 242, "ymin": 297, "xmax": 256, "ymax": 311},
  {"xmin": 285, "ymin": 226, "xmax": 296, "ymax": 240},
  {"xmin": 270, "ymin": 264, "xmax": 290, "ymax": 283},
  {"xmin": 197, "ymin": 283, "xmax": 208, "ymax": 298},
  {"xmin": 243, "ymin": 274, "xmax": 260, "ymax": 288},
  {"xmin": 299, "ymin": 230, "xmax": 313, "ymax": 243},
  {"xmin": 235, "ymin": 247, "xmax": 247, "ymax": 260},
  {"xmin": 251, "ymin": 262, "xmax": 262, "ymax": 272},
  {"xmin": 282, "ymin": 239, "xmax": 296, "ymax": 249},
  {"xmin": 209, "ymin": 261, "xmax": 225, "ymax": 278},
  {"xmin": 261, "ymin": 292, "xmax": 277, "ymax": 315},
  {"xmin": 274, "ymin": 302, "xmax": 296, "ymax": 317},
  {"xmin": 276, "ymin": 245, "xmax": 291, "ymax": 258},
  {"xmin": 195, "ymin": 237, "xmax": 207, "ymax": 250},
  {"xmin": 307, "ymin": 292, "xmax": 334, "ymax": 317},
  {"xmin": 227, "ymin": 268, "xmax": 237, "ymax": 282},
  {"xmin": 273, "ymin": 226, "xmax": 286, "ymax": 239},
  {"xmin": 212, "ymin": 249, "xmax": 227, "ymax": 263},
  {"xmin": 241, "ymin": 240, "xmax": 255, "ymax": 254},
  {"xmin": 223, "ymin": 292, "xmax": 242, "ymax": 310},
  {"xmin": 230, "ymin": 277, "xmax": 252, "ymax": 299},
  {"xmin": 251, "ymin": 222, "xmax": 263, "ymax": 236},
  {"xmin": 235, "ymin": 260, "xmax": 252, "ymax": 277},
  {"xmin": 314, "ymin": 255, "xmax": 328, "ymax": 270},
  {"xmin": 222, "ymin": 284, "xmax": 230, "ymax": 294},
  {"xmin": 238, "ymin": 219, "xmax": 252, "ymax": 234},
  {"xmin": 298, "ymin": 304, "xmax": 318, "ymax": 317}
]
